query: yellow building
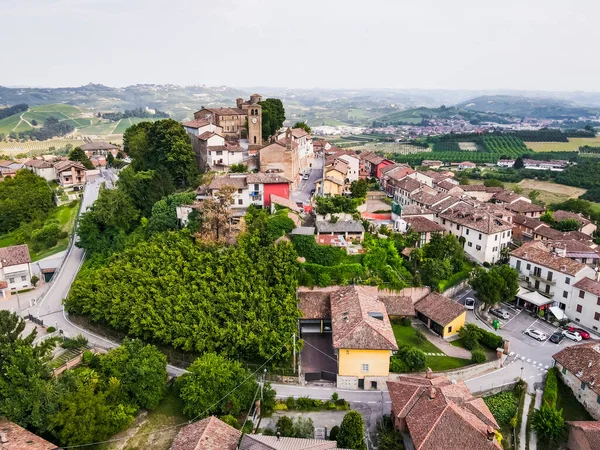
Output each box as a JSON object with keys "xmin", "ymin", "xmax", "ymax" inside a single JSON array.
[
  {"xmin": 317, "ymin": 160, "xmax": 348, "ymax": 196},
  {"xmin": 414, "ymin": 292, "xmax": 466, "ymax": 338}
]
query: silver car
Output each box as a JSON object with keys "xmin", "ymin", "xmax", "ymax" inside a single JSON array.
[
  {"xmin": 490, "ymin": 308, "xmax": 510, "ymax": 320},
  {"xmin": 525, "ymin": 328, "xmax": 547, "ymax": 341}
]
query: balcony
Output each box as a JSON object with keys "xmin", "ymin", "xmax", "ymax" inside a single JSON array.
[
  {"xmin": 526, "ymin": 281, "xmax": 554, "ymax": 299},
  {"xmin": 529, "ymin": 271, "xmax": 556, "ymax": 285}
]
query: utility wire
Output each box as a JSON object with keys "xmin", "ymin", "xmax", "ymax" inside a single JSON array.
[
  {"xmin": 302, "ymin": 339, "xmax": 338, "ymax": 364},
  {"xmin": 59, "ymin": 337, "xmax": 291, "ymax": 449}
]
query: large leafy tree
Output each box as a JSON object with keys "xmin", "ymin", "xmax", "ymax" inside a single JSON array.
[
  {"xmin": 470, "ymin": 265, "xmax": 519, "ymax": 311},
  {"xmin": 259, "ymin": 99, "xmax": 285, "ymax": 139},
  {"xmin": 117, "ymin": 166, "xmax": 176, "ymax": 218},
  {"xmin": 293, "ymin": 121, "xmax": 311, "ymax": 133},
  {"xmin": 0, "ymin": 311, "xmax": 57, "ymax": 432},
  {"xmin": 68, "ymin": 147, "xmax": 94, "ymax": 170},
  {"xmin": 99, "ymin": 338, "xmax": 167, "ymax": 410},
  {"xmin": 0, "ymin": 169, "xmax": 55, "ymax": 233},
  {"xmin": 337, "ymin": 410, "xmax": 367, "ymax": 450},
  {"xmin": 77, "ymin": 187, "xmax": 140, "ymax": 254},
  {"xmin": 147, "ymin": 191, "xmax": 195, "ymax": 234},
  {"xmin": 177, "ymin": 353, "xmax": 257, "ymax": 418}
]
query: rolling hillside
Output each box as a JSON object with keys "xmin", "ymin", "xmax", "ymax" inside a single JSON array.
[
  {"xmin": 456, "ymin": 95, "xmax": 600, "ymax": 118},
  {"xmin": 373, "ymin": 106, "xmax": 513, "ymax": 126}
]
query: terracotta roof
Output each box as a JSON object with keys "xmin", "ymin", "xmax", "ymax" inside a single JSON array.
[
  {"xmin": 326, "ymin": 160, "xmax": 349, "ymax": 176},
  {"xmin": 0, "ymin": 419, "xmax": 57, "ymax": 449},
  {"xmin": 567, "ymin": 421, "xmax": 600, "ymax": 450},
  {"xmin": 0, "ymin": 160, "xmax": 13, "ymax": 167},
  {"xmin": 574, "ymin": 277, "xmax": 600, "ymax": 296},
  {"xmin": 24, "ymin": 158, "xmax": 54, "ymax": 169},
  {"xmin": 297, "ymin": 289, "xmax": 335, "ymax": 319},
  {"xmin": 239, "ymin": 434, "xmax": 343, "ymax": 450},
  {"xmin": 436, "ymin": 180, "xmax": 457, "ymax": 191},
  {"xmin": 504, "ymin": 200, "xmax": 544, "ymax": 214},
  {"xmin": 388, "ymin": 375, "xmax": 501, "ymax": 450},
  {"xmin": 534, "ymin": 226, "xmax": 566, "ymax": 240},
  {"xmin": 460, "ymin": 185, "xmax": 503, "ymax": 193},
  {"xmin": 550, "ymin": 239, "xmax": 597, "ymax": 254},
  {"xmin": 510, "ymin": 241, "xmax": 588, "ymax": 276},
  {"xmin": 440, "ymin": 205, "xmax": 512, "ymax": 234},
  {"xmin": 512, "ymin": 215, "xmax": 546, "ymax": 230},
  {"xmin": 0, "ymin": 244, "xmax": 31, "ymax": 267},
  {"xmin": 198, "ymin": 131, "xmax": 220, "ymax": 140},
  {"xmin": 182, "ymin": 119, "xmax": 211, "ymax": 128},
  {"xmin": 553, "ymin": 340, "xmax": 600, "ymax": 396},
  {"xmin": 270, "ymin": 194, "xmax": 301, "ymax": 212},
  {"xmin": 275, "ymin": 139, "xmax": 299, "ymax": 150},
  {"xmin": 247, "ymin": 173, "xmax": 291, "ymax": 184},
  {"xmin": 429, "ymin": 196, "xmax": 467, "ymax": 214},
  {"xmin": 290, "ymin": 128, "xmax": 310, "ymax": 138},
  {"xmin": 395, "ymin": 177, "xmax": 422, "ymax": 192},
  {"xmin": 553, "ymin": 210, "xmax": 591, "ymax": 226},
  {"xmin": 492, "ymin": 190, "xmax": 526, "ymax": 204},
  {"xmin": 79, "ymin": 141, "xmax": 119, "ymax": 151},
  {"xmin": 54, "ymin": 160, "xmax": 86, "ymax": 172},
  {"xmin": 360, "ymin": 152, "xmax": 384, "ymax": 165},
  {"xmin": 208, "ymin": 174, "xmax": 247, "ymax": 190},
  {"xmin": 200, "ymin": 107, "xmax": 245, "ymax": 116},
  {"xmin": 405, "ymin": 216, "xmax": 445, "ymax": 233},
  {"xmin": 414, "ymin": 292, "xmax": 466, "ymax": 326},
  {"xmin": 170, "ymin": 416, "xmax": 241, "ymax": 450},
  {"xmin": 402, "ymin": 205, "xmax": 433, "ymax": 216},
  {"xmin": 379, "ymin": 295, "xmax": 415, "ymax": 316},
  {"xmin": 380, "ymin": 163, "xmax": 403, "ymax": 175},
  {"xmin": 330, "ymin": 285, "xmax": 398, "ymax": 351}
]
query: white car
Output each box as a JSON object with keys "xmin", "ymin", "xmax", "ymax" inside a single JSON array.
[
  {"xmin": 465, "ymin": 298, "xmax": 475, "ymax": 310},
  {"xmin": 525, "ymin": 328, "xmax": 547, "ymax": 341},
  {"xmin": 490, "ymin": 308, "xmax": 510, "ymax": 320},
  {"xmin": 562, "ymin": 330, "xmax": 582, "ymax": 342}
]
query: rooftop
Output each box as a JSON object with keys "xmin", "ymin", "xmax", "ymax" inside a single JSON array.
[
  {"xmin": 394, "ymin": 177, "xmax": 422, "ymax": 192},
  {"xmin": 0, "ymin": 419, "xmax": 57, "ymax": 450},
  {"xmin": 170, "ymin": 416, "xmax": 241, "ymax": 450},
  {"xmin": 182, "ymin": 119, "xmax": 212, "ymax": 128},
  {"xmin": 330, "ymin": 285, "xmax": 398, "ymax": 351},
  {"xmin": 54, "ymin": 160, "xmax": 86, "ymax": 172},
  {"xmin": 0, "ymin": 244, "xmax": 31, "ymax": 267},
  {"xmin": 247, "ymin": 173, "xmax": 291, "ymax": 184},
  {"xmin": 574, "ymin": 277, "xmax": 600, "ymax": 297},
  {"xmin": 414, "ymin": 292, "xmax": 466, "ymax": 326},
  {"xmin": 510, "ymin": 241, "xmax": 588, "ymax": 276},
  {"xmin": 492, "ymin": 190, "xmax": 526, "ymax": 204},
  {"xmin": 315, "ymin": 220, "xmax": 365, "ymax": 234},
  {"xmin": 79, "ymin": 141, "xmax": 119, "ymax": 151},
  {"xmin": 505, "ymin": 199, "xmax": 545, "ymax": 214},
  {"xmin": 553, "ymin": 340, "xmax": 600, "ymax": 396},
  {"xmin": 405, "ymin": 216, "xmax": 445, "ymax": 233},
  {"xmin": 553, "ymin": 210, "xmax": 591, "ymax": 226},
  {"xmin": 240, "ymin": 434, "xmax": 345, "ymax": 450},
  {"xmin": 401, "ymin": 205, "xmax": 433, "ymax": 216},
  {"xmin": 567, "ymin": 421, "xmax": 600, "ymax": 450},
  {"xmin": 440, "ymin": 205, "xmax": 512, "ymax": 234},
  {"xmin": 207, "ymin": 174, "xmax": 248, "ymax": 190},
  {"xmin": 379, "ymin": 295, "xmax": 415, "ymax": 317}
]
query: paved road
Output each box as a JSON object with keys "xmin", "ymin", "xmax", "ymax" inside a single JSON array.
[{"xmin": 291, "ymin": 155, "xmax": 323, "ymax": 205}]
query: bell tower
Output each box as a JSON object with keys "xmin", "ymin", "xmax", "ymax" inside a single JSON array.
[{"xmin": 247, "ymin": 94, "xmax": 262, "ymax": 150}]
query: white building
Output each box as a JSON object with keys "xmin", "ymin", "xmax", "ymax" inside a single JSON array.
[
  {"xmin": 182, "ymin": 119, "xmax": 223, "ymax": 137},
  {"xmin": 497, "ymin": 159, "xmax": 515, "ymax": 168},
  {"xmin": 23, "ymin": 158, "xmax": 56, "ymax": 181},
  {"xmin": 439, "ymin": 206, "xmax": 513, "ymax": 265},
  {"xmin": 509, "ymin": 241, "xmax": 595, "ymax": 317},
  {"xmin": 0, "ymin": 244, "xmax": 33, "ymax": 298},
  {"xmin": 572, "ymin": 277, "xmax": 600, "ymax": 332},
  {"xmin": 336, "ymin": 153, "xmax": 361, "ymax": 183}
]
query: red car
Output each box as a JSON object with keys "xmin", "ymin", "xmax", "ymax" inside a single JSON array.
[{"xmin": 569, "ymin": 327, "xmax": 591, "ymax": 339}]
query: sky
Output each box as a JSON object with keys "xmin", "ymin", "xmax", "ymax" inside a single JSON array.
[{"xmin": 2, "ymin": 0, "xmax": 599, "ymax": 91}]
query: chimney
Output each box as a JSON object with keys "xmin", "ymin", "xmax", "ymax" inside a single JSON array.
[
  {"xmin": 596, "ymin": 268, "xmax": 600, "ymax": 282},
  {"xmin": 428, "ymin": 387, "xmax": 436, "ymax": 399},
  {"xmin": 276, "ymin": 430, "xmax": 281, "ymax": 441},
  {"xmin": 425, "ymin": 367, "xmax": 432, "ymax": 379},
  {"xmin": 560, "ymin": 265, "xmax": 566, "ymax": 272},
  {"xmin": 486, "ymin": 426, "xmax": 496, "ymax": 441}
]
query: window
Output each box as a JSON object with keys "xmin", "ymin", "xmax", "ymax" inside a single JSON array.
[
  {"xmin": 478, "ymin": 233, "xmax": 482, "ymax": 240},
  {"xmin": 495, "ymin": 235, "xmax": 498, "ymax": 241},
  {"xmin": 468, "ymin": 242, "xmax": 472, "ymax": 247},
  {"xmin": 21, "ymin": 276, "xmax": 26, "ymax": 281},
  {"xmin": 516, "ymin": 260, "xmax": 521, "ymax": 270},
  {"xmin": 447, "ymin": 326, "xmax": 452, "ymax": 333},
  {"xmin": 457, "ymin": 225, "xmax": 460, "ymax": 230},
  {"xmin": 361, "ymin": 364, "xmax": 369, "ymax": 373},
  {"xmin": 595, "ymin": 312, "xmax": 600, "ymax": 321},
  {"xmin": 238, "ymin": 189, "xmax": 243, "ymax": 194},
  {"xmin": 580, "ymin": 290, "xmax": 585, "ymax": 299},
  {"xmin": 216, "ymin": 150, "xmax": 223, "ymax": 156},
  {"xmin": 563, "ymin": 291, "xmax": 568, "ymax": 299},
  {"xmin": 559, "ymin": 302, "xmax": 566, "ymax": 310},
  {"xmin": 238, "ymin": 199, "xmax": 243, "ymax": 205},
  {"xmin": 8, "ymin": 278, "xmax": 14, "ymax": 284},
  {"xmin": 566, "ymin": 277, "xmax": 571, "ymax": 285},
  {"xmin": 526, "ymin": 263, "xmax": 531, "ymax": 270},
  {"xmin": 442, "ymin": 219, "xmax": 446, "ymax": 225},
  {"xmin": 597, "ymin": 395, "xmax": 600, "ymax": 405},
  {"xmin": 254, "ymin": 184, "xmax": 259, "ymax": 191},
  {"xmin": 466, "ymin": 229, "xmax": 469, "ymax": 235},
  {"xmin": 547, "ymin": 271, "xmax": 553, "ymax": 282},
  {"xmin": 597, "ymin": 297, "xmax": 600, "ymax": 306},
  {"xmin": 581, "ymin": 382, "xmax": 586, "ymax": 391},
  {"xmin": 562, "ymin": 367, "xmax": 567, "ymax": 375},
  {"xmin": 476, "ymin": 245, "xmax": 481, "ymax": 251},
  {"xmin": 577, "ymin": 304, "xmax": 583, "ymax": 313},
  {"xmin": 493, "ymin": 247, "xmax": 497, "ymax": 252}
]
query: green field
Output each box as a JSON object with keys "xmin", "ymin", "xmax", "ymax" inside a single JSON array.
[
  {"xmin": 0, "ymin": 114, "xmax": 23, "ymax": 134},
  {"xmin": 525, "ymin": 137, "xmax": 600, "ymax": 152}
]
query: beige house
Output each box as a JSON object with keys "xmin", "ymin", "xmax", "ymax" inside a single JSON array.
[
  {"xmin": 0, "ymin": 244, "xmax": 32, "ymax": 298},
  {"xmin": 315, "ymin": 220, "xmax": 365, "ymax": 242},
  {"xmin": 54, "ymin": 160, "xmax": 86, "ymax": 187},
  {"xmin": 23, "ymin": 158, "xmax": 56, "ymax": 181},
  {"xmin": 259, "ymin": 129, "xmax": 300, "ymax": 189}
]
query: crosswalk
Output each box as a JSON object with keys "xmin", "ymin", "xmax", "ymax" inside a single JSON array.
[{"xmin": 508, "ymin": 351, "xmax": 550, "ymax": 374}]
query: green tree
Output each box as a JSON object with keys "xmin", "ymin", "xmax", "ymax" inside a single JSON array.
[
  {"xmin": 337, "ymin": 410, "xmax": 367, "ymax": 450},
  {"xmin": 147, "ymin": 191, "xmax": 195, "ymax": 234},
  {"xmin": 68, "ymin": 147, "xmax": 95, "ymax": 170},
  {"xmin": 483, "ymin": 179, "xmax": 504, "ymax": 188},
  {"xmin": 50, "ymin": 370, "xmax": 136, "ymax": 446},
  {"xmin": 293, "ymin": 122, "xmax": 311, "ymax": 133},
  {"xmin": 529, "ymin": 189, "xmax": 541, "ymax": 203},
  {"xmin": 0, "ymin": 311, "xmax": 57, "ymax": 432},
  {"xmin": 469, "ymin": 267, "xmax": 502, "ymax": 311},
  {"xmin": 513, "ymin": 157, "xmax": 524, "ymax": 169},
  {"xmin": 554, "ymin": 218, "xmax": 581, "ymax": 232},
  {"xmin": 397, "ymin": 345, "xmax": 426, "ymax": 371},
  {"xmin": 276, "ymin": 415, "xmax": 294, "ymax": 437},
  {"xmin": 350, "ymin": 179, "xmax": 368, "ymax": 199},
  {"xmin": 30, "ymin": 275, "xmax": 39, "ymax": 286},
  {"xmin": 118, "ymin": 166, "xmax": 175, "ymax": 218},
  {"xmin": 76, "ymin": 188, "xmax": 140, "ymax": 254},
  {"xmin": 99, "ymin": 338, "xmax": 167, "ymax": 410},
  {"xmin": 259, "ymin": 99, "xmax": 285, "ymax": 139},
  {"xmin": 293, "ymin": 417, "xmax": 315, "ymax": 438},
  {"xmin": 420, "ymin": 258, "xmax": 452, "ymax": 288},
  {"xmin": 106, "ymin": 152, "xmax": 115, "ymax": 167},
  {"xmin": 531, "ymin": 404, "xmax": 564, "ymax": 441},
  {"xmin": 540, "ymin": 211, "xmax": 554, "ymax": 224},
  {"xmin": 177, "ymin": 353, "xmax": 258, "ymax": 418},
  {"xmin": 230, "ymin": 163, "xmax": 248, "ymax": 173}
]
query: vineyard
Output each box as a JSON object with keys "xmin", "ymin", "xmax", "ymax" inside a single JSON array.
[
  {"xmin": 481, "ymin": 135, "xmax": 528, "ymax": 157},
  {"xmin": 513, "ymin": 129, "xmax": 568, "ymax": 142},
  {"xmin": 360, "ymin": 142, "xmax": 431, "ymax": 155},
  {"xmin": 432, "ymin": 142, "xmax": 460, "ymax": 152},
  {"xmin": 0, "ymin": 138, "xmax": 85, "ymax": 156}
]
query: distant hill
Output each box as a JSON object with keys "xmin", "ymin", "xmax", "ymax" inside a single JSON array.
[
  {"xmin": 456, "ymin": 95, "xmax": 600, "ymax": 118},
  {"xmin": 372, "ymin": 106, "xmax": 512, "ymax": 126}
]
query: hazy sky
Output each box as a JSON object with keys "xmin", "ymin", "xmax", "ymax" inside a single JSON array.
[{"xmin": 2, "ymin": 0, "xmax": 599, "ymax": 91}]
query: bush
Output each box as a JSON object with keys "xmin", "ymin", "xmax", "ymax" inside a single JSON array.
[
  {"xmin": 220, "ymin": 414, "xmax": 240, "ymax": 429},
  {"xmin": 285, "ymin": 396, "xmax": 296, "ymax": 410},
  {"xmin": 531, "ymin": 404, "xmax": 565, "ymax": 441},
  {"xmin": 329, "ymin": 425, "xmax": 340, "ymax": 441},
  {"xmin": 276, "ymin": 415, "xmax": 294, "ymax": 437},
  {"xmin": 325, "ymin": 400, "xmax": 337, "ymax": 410},
  {"xmin": 396, "ymin": 345, "xmax": 426, "ymax": 372},
  {"xmin": 543, "ymin": 368, "xmax": 558, "ymax": 408},
  {"xmin": 484, "ymin": 391, "xmax": 518, "ymax": 425},
  {"xmin": 61, "ymin": 334, "xmax": 88, "ymax": 349},
  {"xmin": 458, "ymin": 323, "xmax": 503, "ymax": 351},
  {"xmin": 331, "ymin": 392, "xmax": 339, "ymax": 401},
  {"xmin": 471, "ymin": 348, "xmax": 486, "ymax": 364},
  {"xmin": 274, "ymin": 402, "xmax": 287, "ymax": 411},
  {"xmin": 46, "ymin": 326, "xmax": 56, "ymax": 333},
  {"xmin": 296, "ymin": 396, "xmax": 314, "ymax": 410},
  {"xmin": 400, "ymin": 317, "xmax": 411, "ymax": 327},
  {"xmin": 31, "ymin": 275, "xmax": 39, "ymax": 287},
  {"xmin": 414, "ymin": 328, "xmax": 426, "ymax": 344}
]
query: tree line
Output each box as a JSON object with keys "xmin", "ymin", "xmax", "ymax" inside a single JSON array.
[
  {"xmin": 0, "ymin": 103, "xmax": 28, "ymax": 120},
  {"xmin": 14, "ymin": 117, "xmax": 74, "ymax": 141},
  {"xmin": 101, "ymin": 107, "xmax": 170, "ymax": 121}
]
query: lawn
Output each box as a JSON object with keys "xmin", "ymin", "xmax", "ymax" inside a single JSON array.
[
  {"xmin": 525, "ymin": 137, "xmax": 600, "ymax": 152},
  {"xmin": 97, "ymin": 388, "xmax": 186, "ymax": 450},
  {"xmin": 466, "ymin": 178, "xmax": 586, "ymax": 205},
  {"xmin": 392, "ymin": 323, "xmax": 472, "ymax": 372},
  {"xmin": 0, "ymin": 200, "xmax": 80, "ymax": 261}
]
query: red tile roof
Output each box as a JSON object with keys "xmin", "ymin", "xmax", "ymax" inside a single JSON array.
[
  {"xmin": 170, "ymin": 416, "xmax": 241, "ymax": 450},
  {"xmin": 0, "ymin": 244, "xmax": 31, "ymax": 267},
  {"xmin": 504, "ymin": 199, "xmax": 545, "ymax": 214},
  {"xmin": 405, "ymin": 216, "xmax": 445, "ymax": 233},
  {"xmin": 553, "ymin": 210, "xmax": 591, "ymax": 225},
  {"xmin": 574, "ymin": 277, "xmax": 600, "ymax": 296},
  {"xmin": 0, "ymin": 419, "xmax": 57, "ymax": 449},
  {"xmin": 567, "ymin": 421, "xmax": 600, "ymax": 450},
  {"xmin": 414, "ymin": 292, "xmax": 466, "ymax": 326},
  {"xmin": 54, "ymin": 160, "xmax": 86, "ymax": 172},
  {"xmin": 553, "ymin": 340, "xmax": 600, "ymax": 396},
  {"xmin": 510, "ymin": 241, "xmax": 588, "ymax": 276},
  {"xmin": 182, "ymin": 119, "xmax": 211, "ymax": 128}
]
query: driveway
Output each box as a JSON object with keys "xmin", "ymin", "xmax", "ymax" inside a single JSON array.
[{"xmin": 301, "ymin": 333, "xmax": 337, "ymax": 376}]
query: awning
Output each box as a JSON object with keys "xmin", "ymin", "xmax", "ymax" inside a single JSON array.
[
  {"xmin": 549, "ymin": 306, "xmax": 567, "ymax": 320},
  {"xmin": 516, "ymin": 289, "xmax": 553, "ymax": 307}
]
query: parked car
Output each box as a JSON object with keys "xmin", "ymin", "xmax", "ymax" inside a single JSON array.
[
  {"xmin": 562, "ymin": 330, "xmax": 582, "ymax": 342},
  {"xmin": 549, "ymin": 332, "xmax": 564, "ymax": 344},
  {"xmin": 302, "ymin": 173, "xmax": 310, "ymax": 180},
  {"xmin": 524, "ymin": 328, "xmax": 547, "ymax": 341},
  {"xmin": 465, "ymin": 298, "xmax": 475, "ymax": 310},
  {"xmin": 310, "ymin": 188, "xmax": 316, "ymax": 195},
  {"xmin": 490, "ymin": 308, "xmax": 510, "ymax": 320},
  {"xmin": 568, "ymin": 327, "xmax": 591, "ymax": 339}
]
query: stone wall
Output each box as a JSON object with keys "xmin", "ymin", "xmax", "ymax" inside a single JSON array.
[
  {"xmin": 442, "ymin": 280, "xmax": 470, "ymax": 299},
  {"xmin": 470, "ymin": 380, "xmax": 518, "ymax": 397},
  {"xmin": 337, "ymin": 375, "xmax": 358, "ymax": 390}
]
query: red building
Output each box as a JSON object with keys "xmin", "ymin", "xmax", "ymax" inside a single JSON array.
[{"xmin": 247, "ymin": 173, "xmax": 291, "ymax": 208}]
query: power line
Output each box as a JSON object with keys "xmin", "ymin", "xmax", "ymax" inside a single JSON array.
[
  {"xmin": 302, "ymin": 339, "xmax": 338, "ymax": 363},
  {"xmin": 59, "ymin": 337, "xmax": 291, "ymax": 448}
]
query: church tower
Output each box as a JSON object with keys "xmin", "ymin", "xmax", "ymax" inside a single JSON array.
[{"xmin": 247, "ymin": 94, "xmax": 262, "ymax": 150}]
